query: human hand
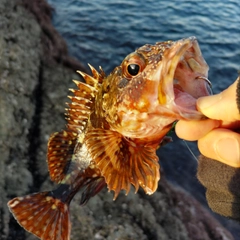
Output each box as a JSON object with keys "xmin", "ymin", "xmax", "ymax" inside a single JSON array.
[{"xmin": 176, "ymin": 78, "xmax": 240, "ymax": 167}]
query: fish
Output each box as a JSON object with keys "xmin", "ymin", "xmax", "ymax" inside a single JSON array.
[{"xmin": 8, "ymin": 36, "xmax": 211, "ymax": 240}]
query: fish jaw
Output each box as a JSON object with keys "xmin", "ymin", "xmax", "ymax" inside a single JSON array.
[
  {"xmin": 106, "ymin": 37, "xmax": 211, "ymax": 140},
  {"xmin": 155, "ymin": 36, "xmax": 211, "ymax": 119}
]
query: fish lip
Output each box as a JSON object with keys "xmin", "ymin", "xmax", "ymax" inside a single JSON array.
[{"xmin": 158, "ymin": 36, "xmax": 211, "ymax": 120}]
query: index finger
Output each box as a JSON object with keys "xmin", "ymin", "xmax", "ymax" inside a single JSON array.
[{"xmin": 175, "ymin": 118, "xmax": 220, "ymax": 141}]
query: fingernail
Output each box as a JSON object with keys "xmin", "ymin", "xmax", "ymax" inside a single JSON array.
[
  {"xmin": 197, "ymin": 93, "xmax": 222, "ymax": 110},
  {"xmin": 215, "ymin": 137, "xmax": 240, "ymax": 167}
]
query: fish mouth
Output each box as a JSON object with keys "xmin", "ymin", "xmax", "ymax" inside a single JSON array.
[{"xmin": 159, "ymin": 36, "xmax": 212, "ymax": 119}]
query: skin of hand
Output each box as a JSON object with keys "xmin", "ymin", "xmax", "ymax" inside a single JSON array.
[{"xmin": 176, "ymin": 79, "xmax": 240, "ymax": 168}]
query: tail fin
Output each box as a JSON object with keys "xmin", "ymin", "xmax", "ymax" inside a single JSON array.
[{"xmin": 8, "ymin": 192, "xmax": 70, "ymax": 240}]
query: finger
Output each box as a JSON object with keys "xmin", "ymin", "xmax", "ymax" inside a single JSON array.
[
  {"xmin": 197, "ymin": 80, "xmax": 240, "ymax": 121},
  {"xmin": 198, "ymin": 128, "xmax": 240, "ymax": 168},
  {"xmin": 175, "ymin": 119, "xmax": 220, "ymax": 141}
]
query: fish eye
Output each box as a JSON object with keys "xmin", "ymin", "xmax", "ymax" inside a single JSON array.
[
  {"xmin": 122, "ymin": 53, "xmax": 146, "ymax": 79},
  {"xmin": 127, "ymin": 64, "xmax": 140, "ymax": 76}
]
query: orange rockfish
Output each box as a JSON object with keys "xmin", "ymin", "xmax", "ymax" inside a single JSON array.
[{"xmin": 8, "ymin": 36, "xmax": 211, "ymax": 240}]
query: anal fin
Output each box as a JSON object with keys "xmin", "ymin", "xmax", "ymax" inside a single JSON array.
[{"xmin": 80, "ymin": 177, "xmax": 106, "ymax": 205}]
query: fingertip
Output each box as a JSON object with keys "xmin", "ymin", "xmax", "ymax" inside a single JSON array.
[
  {"xmin": 176, "ymin": 119, "xmax": 220, "ymax": 141},
  {"xmin": 175, "ymin": 120, "xmax": 189, "ymax": 139},
  {"xmin": 197, "ymin": 81, "xmax": 239, "ymax": 121},
  {"xmin": 175, "ymin": 120, "xmax": 198, "ymax": 141},
  {"xmin": 215, "ymin": 137, "xmax": 240, "ymax": 168},
  {"xmin": 197, "ymin": 93, "xmax": 222, "ymax": 112},
  {"xmin": 198, "ymin": 128, "xmax": 240, "ymax": 168}
]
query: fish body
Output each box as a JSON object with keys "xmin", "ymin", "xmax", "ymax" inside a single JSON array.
[{"xmin": 8, "ymin": 37, "xmax": 211, "ymax": 240}]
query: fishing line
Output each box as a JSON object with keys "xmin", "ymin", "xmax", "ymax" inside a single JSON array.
[
  {"xmin": 169, "ymin": 121, "xmax": 199, "ymax": 162},
  {"xmin": 182, "ymin": 140, "xmax": 198, "ymax": 162}
]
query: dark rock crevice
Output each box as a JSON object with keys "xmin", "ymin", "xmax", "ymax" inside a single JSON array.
[
  {"xmin": 20, "ymin": 0, "xmax": 87, "ymax": 73},
  {"xmin": 130, "ymin": 215, "xmax": 158, "ymax": 240},
  {"xmin": 27, "ymin": 60, "xmax": 47, "ymax": 192},
  {"xmin": 7, "ymin": 216, "xmax": 26, "ymax": 240},
  {"xmin": 0, "ymin": 208, "xmax": 6, "ymax": 239}
]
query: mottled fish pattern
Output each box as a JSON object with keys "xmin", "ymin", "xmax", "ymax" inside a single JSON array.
[{"xmin": 8, "ymin": 37, "xmax": 211, "ymax": 240}]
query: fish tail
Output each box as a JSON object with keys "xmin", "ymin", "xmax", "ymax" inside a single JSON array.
[{"xmin": 8, "ymin": 191, "xmax": 71, "ymax": 240}]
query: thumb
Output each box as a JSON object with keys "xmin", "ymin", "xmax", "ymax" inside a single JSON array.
[
  {"xmin": 198, "ymin": 128, "xmax": 240, "ymax": 167},
  {"xmin": 197, "ymin": 80, "xmax": 240, "ymax": 121}
]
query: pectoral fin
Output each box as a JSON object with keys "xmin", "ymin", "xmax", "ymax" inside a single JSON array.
[{"xmin": 85, "ymin": 128, "xmax": 160, "ymax": 200}]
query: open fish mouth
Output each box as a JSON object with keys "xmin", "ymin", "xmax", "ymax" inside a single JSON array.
[{"xmin": 159, "ymin": 36, "xmax": 212, "ymax": 119}]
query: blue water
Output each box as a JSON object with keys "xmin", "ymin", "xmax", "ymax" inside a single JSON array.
[
  {"xmin": 47, "ymin": 0, "xmax": 240, "ymax": 237},
  {"xmin": 47, "ymin": 0, "xmax": 239, "ymax": 93}
]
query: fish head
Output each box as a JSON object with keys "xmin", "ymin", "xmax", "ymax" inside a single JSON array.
[{"xmin": 102, "ymin": 37, "xmax": 211, "ymax": 139}]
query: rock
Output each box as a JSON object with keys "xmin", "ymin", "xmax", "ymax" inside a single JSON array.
[
  {"xmin": 0, "ymin": 0, "xmax": 41, "ymax": 238},
  {"xmin": 0, "ymin": 0, "xmax": 236, "ymax": 239}
]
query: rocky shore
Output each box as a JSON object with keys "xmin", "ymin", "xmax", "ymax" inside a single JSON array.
[{"xmin": 0, "ymin": 0, "xmax": 237, "ymax": 239}]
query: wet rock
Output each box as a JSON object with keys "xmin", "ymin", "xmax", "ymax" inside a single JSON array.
[{"xmin": 0, "ymin": 0, "xmax": 236, "ymax": 239}]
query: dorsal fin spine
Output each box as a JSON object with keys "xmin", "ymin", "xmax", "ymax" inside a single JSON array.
[
  {"xmin": 87, "ymin": 64, "xmax": 100, "ymax": 80},
  {"xmin": 76, "ymin": 70, "xmax": 99, "ymax": 88},
  {"xmin": 72, "ymin": 80, "xmax": 96, "ymax": 92}
]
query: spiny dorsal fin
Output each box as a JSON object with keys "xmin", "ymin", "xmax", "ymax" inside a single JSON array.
[
  {"xmin": 48, "ymin": 69, "xmax": 101, "ymax": 184},
  {"xmin": 85, "ymin": 128, "xmax": 160, "ymax": 200},
  {"xmin": 76, "ymin": 64, "xmax": 105, "ymax": 87},
  {"xmin": 87, "ymin": 64, "xmax": 106, "ymax": 84},
  {"xmin": 76, "ymin": 70, "xmax": 98, "ymax": 88},
  {"xmin": 66, "ymin": 81, "xmax": 96, "ymax": 133},
  {"xmin": 72, "ymin": 80, "xmax": 96, "ymax": 98},
  {"xmin": 67, "ymin": 65, "xmax": 105, "ymax": 134}
]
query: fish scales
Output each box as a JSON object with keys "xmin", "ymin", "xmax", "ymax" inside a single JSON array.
[{"xmin": 8, "ymin": 37, "xmax": 212, "ymax": 240}]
